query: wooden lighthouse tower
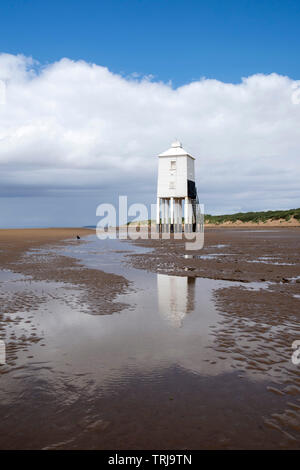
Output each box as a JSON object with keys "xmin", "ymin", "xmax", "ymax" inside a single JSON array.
[{"xmin": 156, "ymin": 141, "xmax": 199, "ymax": 233}]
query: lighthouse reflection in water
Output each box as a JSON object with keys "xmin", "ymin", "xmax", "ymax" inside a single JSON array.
[{"xmin": 157, "ymin": 274, "xmax": 196, "ymax": 328}]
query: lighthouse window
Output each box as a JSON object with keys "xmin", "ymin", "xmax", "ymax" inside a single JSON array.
[
  {"xmin": 169, "ymin": 181, "xmax": 175, "ymax": 189},
  {"xmin": 170, "ymin": 160, "xmax": 176, "ymax": 170}
]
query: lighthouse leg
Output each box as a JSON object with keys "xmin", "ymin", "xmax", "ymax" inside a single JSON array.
[
  {"xmin": 170, "ymin": 197, "xmax": 174, "ymax": 233},
  {"xmin": 189, "ymin": 199, "xmax": 193, "ymax": 232},
  {"xmin": 161, "ymin": 198, "xmax": 165, "ymax": 233},
  {"xmin": 174, "ymin": 199, "xmax": 180, "ymax": 234},
  {"xmin": 189, "ymin": 199, "xmax": 193, "ymax": 233},
  {"xmin": 178, "ymin": 199, "xmax": 182, "ymax": 233},
  {"xmin": 156, "ymin": 197, "xmax": 160, "ymax": 233},
  {"xmin": 185, "ymin": 197, "xmax": 193, "ymax": 233},
  {"xmin": 165, "ymin": 199, "xmax": 169, "ymax": 233},
  {"xmin": 184, "ymin": 197, "xmax": 189, "ymax": 233},
  {"xmin": 173, "ymin": 199, "xmax": 177, "ymax": 233}
]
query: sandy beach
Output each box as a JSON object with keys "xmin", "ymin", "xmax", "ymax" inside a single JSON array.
[
  {"xmin": 0, "ymin": 227, "xmax": 299, "ymax": 449},
  {"xmin": 0, "ymin": 228, "xmax": 130, "ymax": 315}
]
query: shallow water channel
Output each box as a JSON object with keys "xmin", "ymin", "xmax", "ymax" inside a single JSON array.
[{"xmin": 0, "ymin": 235, "xmax": 298, "ymax": 449}]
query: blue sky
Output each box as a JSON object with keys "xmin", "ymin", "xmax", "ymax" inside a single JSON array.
[
  {"xmin": 0, "ymin": 1, "xmax": 300, "ymax": 227},
  {"xmin": 1, "ymin": 0, "xmax": 300, "ymax": 86}
]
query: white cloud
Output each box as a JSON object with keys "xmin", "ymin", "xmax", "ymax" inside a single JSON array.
[{"xmin": 0, "ymin": 52, "xmax": 300, "ymax": 213}]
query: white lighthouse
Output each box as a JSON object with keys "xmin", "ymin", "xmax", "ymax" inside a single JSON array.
[{"xmin": 156, "ymin": 141, "xmax": 199, "ymax": 233}]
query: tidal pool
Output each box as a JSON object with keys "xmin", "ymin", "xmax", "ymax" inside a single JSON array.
[{"xmin": 0, "ymin": 235, "xmax": 298, "ymax": 449}]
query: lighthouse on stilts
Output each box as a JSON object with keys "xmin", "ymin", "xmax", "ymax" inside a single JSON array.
[{"xmin": 156, "ymin": 141, "xmax": 200, "ymax": 233}]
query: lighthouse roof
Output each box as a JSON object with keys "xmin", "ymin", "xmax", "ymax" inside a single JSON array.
[{"xmin": 158, "ymin": 141, "xmax": 195, "ymax": 159}]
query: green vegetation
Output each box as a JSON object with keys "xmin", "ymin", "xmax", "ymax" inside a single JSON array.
[
  {"xmin": 204, "ymin": 208, "xmax": 300, "ymax": 224},
  {"xmin": 122, "ymin": 209, "xmax": 300, "ymax": 226}
]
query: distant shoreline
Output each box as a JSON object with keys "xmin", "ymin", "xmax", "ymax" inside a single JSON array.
[
  {"xmin": 204, "ymin": 218, "xmax": 300, "ymax": 228},
  {"xmin": 118, "ymin": 207, "xmax": 300, "ymax": 229}
]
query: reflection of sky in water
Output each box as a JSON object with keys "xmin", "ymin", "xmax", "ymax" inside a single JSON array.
[
  {"xmin": 0, "ymin": 236, "xmax": 271, "ymax": 398},
  {"xmin": 1, "ymin": 235, "xmax": 299, "ymax": 449},
  {"xmin": 157, "ymin": 275, "xmax": 196, "ymax": 328},
  {"xmin": 227, "ymin": 230, "xmax": 282, "ymax": 233},
  {"xmin": 247, "ymin": 256, "xmax": 296, "ymax": 266},
  {"xmin": 184, "ymin": 253, "xmax": 235, "ymax": 259}
]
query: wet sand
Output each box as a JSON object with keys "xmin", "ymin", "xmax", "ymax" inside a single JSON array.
[
  {"xmin": 0, "ymin": 228, "xmax": 130, "ymax": 315},
  {"xmin": 0, "ymin": 228, "xmax": 299, "ymax": 449},
  {"xmin": 129, "ymin": 227, "xmax": 300, "ymax": 282},
  {"xmin": 129, "ymin": 228, "xmax": 300, "ymax": 446}
]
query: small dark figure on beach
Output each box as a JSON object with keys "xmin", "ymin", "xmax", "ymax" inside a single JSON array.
[{"xmin": 76, "ymin": 235, "xmax": 80, "ymax": 240}]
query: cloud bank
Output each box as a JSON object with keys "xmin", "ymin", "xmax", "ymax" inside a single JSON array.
[{"xmin": 0, "ymin": 52, "xmax": 300, "ymax": 217}]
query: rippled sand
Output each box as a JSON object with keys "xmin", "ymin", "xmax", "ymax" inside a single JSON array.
[{"xmin": 0, "ymin": 228, "xmax": 299, "ymax": 449}]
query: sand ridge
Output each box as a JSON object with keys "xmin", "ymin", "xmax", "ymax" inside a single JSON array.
[{"xmin": 0, "ymin": 228, "xmax": 131, "ymax": 316}]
